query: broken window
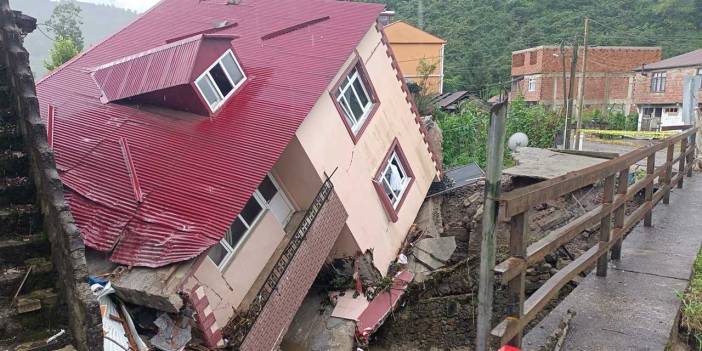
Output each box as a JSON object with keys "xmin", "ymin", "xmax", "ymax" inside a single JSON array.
[
  {"xmin": 373, "ymin": 140, "xmax": 415, "ymax": 223},
  {"xmin": 380, "ymin": 151, "xmax": 411, "ymax": 208},
  {"xmin": 334, "ymin": 63, "xmax": 375, "ymax": 136},
  {"xmin": 650, "ymin": 72, "xmax": 666, "ymax": 93},
  {"xmin": 195, "ymin": 50, "xmax": 246, "ymax": 112}
]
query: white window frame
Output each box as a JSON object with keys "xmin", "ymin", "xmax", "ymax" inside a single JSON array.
[
  {"xmin": 209, "ymin": 173, "xmax": 293, "ymax": 270},
  {"xmin": 210, "ymin": 191, "xmax": 266, "ymax": 270},
  {"xmin": 195, "ymin": 49, "xmax": 247, "ymax": 112},
  {"xmin": 335, "ymin": 66, "xmax": 374, "ymax": 134},
  {"xmin": 379, "ymin": 151, "xmax": 412, "ymax": 209},
  {"xmin": 527, "ymin": 78, "xmax": 536, "ymax": 92},
  {"xmin": 697, "ymin": 68, "xmax": 702, "ymax": 90},
  {"xmin": 651, "ymin": 72, "xmax": 666, "ymax": 93}
]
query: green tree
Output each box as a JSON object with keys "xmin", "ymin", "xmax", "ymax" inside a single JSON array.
[
  {"xmin": 46, "ymin": 1, "xmax": 84, "ymax": 51},
  {"xmin": 44, "ymin": 37, "xmax": 80, "ymax": 72},
  {"xmin": 359, "ymin": 0, "xmax": 702, "ymax": 93}
]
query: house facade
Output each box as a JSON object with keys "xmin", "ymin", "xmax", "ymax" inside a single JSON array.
[
  {"xmin": 511, "ymin": 46, "xmax": 661, "ymax": 115},
  {"xmin": 35, "ymin": 0, "xmax": 438, "ymax": 349},
  {"xmin": 632, "ymin": 49, "xmax": 702, "ymax": 130},
  {"xmin": 383, "ymin": 20, "xmax": 446, "ymax": 95}
]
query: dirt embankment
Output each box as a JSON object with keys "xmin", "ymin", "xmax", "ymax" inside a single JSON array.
[{"xmin": 370, "ymin": 176, "xmax": 644, "ymax": 350}]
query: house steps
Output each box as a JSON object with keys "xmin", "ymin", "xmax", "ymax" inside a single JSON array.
[
  {"xmin": 0, "ymin": 204, "xmax": 41, "ymax": 236},
  {"xmin": 0, "ymin": 109, "xmax": 69, "ymax": 348},
  {"xmin": 0, "ymin": 176, "xmax": 34, "ymax": 206},
  {"xmin": 0, "ymin": 150, "xmax": 28, "ymax": 177}
]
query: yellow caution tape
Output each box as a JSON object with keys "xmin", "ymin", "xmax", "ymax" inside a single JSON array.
[{"xmin": 580, "ymin": 129, "xmax": 678, "ymax": 139}]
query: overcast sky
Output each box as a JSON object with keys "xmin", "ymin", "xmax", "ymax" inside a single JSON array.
[{"xmin": 78, "ymin": 0, "xmax": 160, "ymax": 13}]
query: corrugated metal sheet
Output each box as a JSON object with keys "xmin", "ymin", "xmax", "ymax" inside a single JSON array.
[
  {"xmin": 91, "ymin": 34, "xmax": 235, "ymax": 102},
  {"xmin": 36, "ymin": 0, "xmax": 384, "ymax": 268}
]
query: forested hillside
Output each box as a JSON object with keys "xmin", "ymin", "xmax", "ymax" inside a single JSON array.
[
  {"xmin": 361, "ymin": 0, "xmax": 702, "ymax": 93},
  {"xmin": 10, "ymin": 0, "xmax": 137, "ymax": 77}
]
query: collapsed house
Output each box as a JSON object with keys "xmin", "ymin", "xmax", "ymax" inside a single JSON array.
[{"xmin": 35, "ymin": 0, "xmax": 440, "ymax": 348}]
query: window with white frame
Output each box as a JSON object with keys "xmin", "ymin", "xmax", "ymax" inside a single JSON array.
[
  {"xmin": 527, "ymin": 78, "xmax": 536, "ymax": 92},
  {"xmin": 650, "ymin": 72, "xmax": 666, "ymax": 93},
  {"xmin": 208, "ymin": 174, "xmax": 287, "ymax": 269},
  {"xmin": 195, "ymin": 50, "xmax": 246, "ymax": 112},
  {"xmin": 698, "ymin": 68, "xmax": 702, "ymax": 90},
  {"xmin": 334, "ymin": 65, "xmax": 374, "ymax": 133},
  {"xmin": 378, "ymin": 151, "xmax": 412, "ymax": 209}
]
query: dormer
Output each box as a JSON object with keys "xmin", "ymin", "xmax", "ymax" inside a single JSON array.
[{"xmin": 91, "ymin": 34, "xmax": 245, "ymax": 116}]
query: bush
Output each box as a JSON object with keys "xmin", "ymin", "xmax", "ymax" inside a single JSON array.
[
  {"xmin": 583, "ymin": 109, "xmax": 638, "ymax": 131},
  {"xmin": 437, "ymin": 98, "xmax": 563, "ymax": 169}
]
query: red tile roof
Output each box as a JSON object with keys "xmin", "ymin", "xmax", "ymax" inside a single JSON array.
[{"xmin": 36, "ymin": 0, "xmax": 384, "ymax": 268}]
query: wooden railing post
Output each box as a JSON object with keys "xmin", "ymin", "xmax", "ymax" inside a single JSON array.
[
  {"xmin": 678, "ymin": 138, "xmax": 688, "ymax": 188},
  {"xmin": 687, "ymin": 134, "xmax": 696, "ymax": 178},
  {"xmin": 506, "ymin": 211, "xmax": 528, "ymax": 347},
  {"xmin": 612, "ymin": 168, "xmax": 629, "ymax": 260},
  {"xmin": 664, "ymin": 144, "xmax": 675, "ymax": 204},
  {"xmin": 644, "ymin": 153, "xmax": 655, "ymax": 227},
  {"xmin": 597, "ymin": 174, "xmax": 615, "ymax": 276}
]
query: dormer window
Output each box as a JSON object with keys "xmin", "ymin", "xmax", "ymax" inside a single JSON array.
[{"xmin": 196, "ymin": 50, "xmax": 246, "ymax": 111}]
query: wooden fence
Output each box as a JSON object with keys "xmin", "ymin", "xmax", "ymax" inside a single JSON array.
[{"xmin": 491, "ymin": 127, "xmax": 699, "ymax": 346}]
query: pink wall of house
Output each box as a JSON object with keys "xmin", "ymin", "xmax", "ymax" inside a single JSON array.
[
  {"xmin": 179, "ymin": 22, "xmax": 437, "ymax": 347},
  {"xmin": 295, "ymin": 23, "xmax": 438, "ymax": 274}
]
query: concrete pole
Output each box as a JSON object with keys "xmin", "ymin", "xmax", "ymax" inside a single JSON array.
[
  {"xmin": 566, "ymin": 40, "xmax": 579, "ymax": 149},
  {"xmin": 476, "ymin": 100, "xmax": 508, "ymax": 351},
  {"xmin": 561, "ymin": 42, "xmax": 569, "ymax": 149},
  {"xmin": 575, "ymin": 17, "xmax": 590, "ymax": 150}
]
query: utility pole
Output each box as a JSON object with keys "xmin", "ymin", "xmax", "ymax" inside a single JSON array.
[
  {"xmin": 575, "ymin": 17, "xmax": 590, "ymax": 150},
  {"xmin": 417, "ymin": 0, "xmax": 424, "ymax": 29},
  {"xmin": 566, "ymin": 39, "xmax": 579, "ymax": 149},
  {"xmin": 560, "ymin": 42, "xmax": 568, "ymax": 149},
  {"xmin": 476, "ymin": 99, "xmax": 508, "ymax": 351}
]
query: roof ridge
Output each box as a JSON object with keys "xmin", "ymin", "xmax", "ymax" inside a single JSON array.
[{"xmin": 91, "ymin": 34, "xmax": 206, "ymax": 72}]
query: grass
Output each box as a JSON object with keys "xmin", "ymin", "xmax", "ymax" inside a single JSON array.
[{"xmin": 679, "ymin": 248, "xmax": 702, "ymax": 349}]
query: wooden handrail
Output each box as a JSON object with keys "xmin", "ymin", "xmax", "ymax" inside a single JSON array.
[
  {"xmin": 499, "ymin": 128, "xmax": 697, "ymax": 219},
  {"xmin": 492, "ymin": 127, "xmax": 699, "ymax": 347}
]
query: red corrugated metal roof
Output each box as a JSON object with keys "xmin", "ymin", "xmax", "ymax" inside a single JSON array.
[{"xmin": 36, "ymin": 0, "xmax": 384, "ymax": 268}]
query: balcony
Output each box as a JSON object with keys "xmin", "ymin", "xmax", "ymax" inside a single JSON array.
[{"xmin": 224, "ymin": 177, "xmax": 348, "ymax": 349}]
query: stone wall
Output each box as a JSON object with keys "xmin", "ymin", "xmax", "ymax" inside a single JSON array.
[{"xmin": 0, "ymin": 2, "xmax": 103, "ymax": 349}]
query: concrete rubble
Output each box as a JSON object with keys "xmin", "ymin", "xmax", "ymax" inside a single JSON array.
[{"xmin": 412, "ymin": 237, "xmax": 457, "ymax": 270}]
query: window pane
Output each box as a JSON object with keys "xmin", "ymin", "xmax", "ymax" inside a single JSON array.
[
  {"xmin": 208, "ymin": 241, "xmax": 229, "ymax": 265},
  {"xmin": 258, "ymin": 175, "xmax": 278, "ymax": 203},
  {"xmin": 228, "ymin": 217, "xmax": 248, "ymax": 248},
  {"xmin": 196, "ymin": 76, "xmax": 221, "ymax": 106},
  {"xmin": 221, "ymin": 53, "xmax": 244, "ymax": 86},
  {"xmin": 338, "ymin": 96, "xmax": 356, "ymax": 125},
  {"xmin": 344, "ymin": 88, "xmax": 364, "ymax": 122},
  {"xmin": 352, "ymin": 78, "xmax": 370, "ymax": 108},
  {"xmin": 381, "ymin": 179, "xmax": 396, "ymax": 203},
  {"xmin": 210, "ymin": 63, "xmax": 234, "ymax": 97},
  {"xmin": 240, "ymin": 196, "xmax": 263, "ymax": 225}
]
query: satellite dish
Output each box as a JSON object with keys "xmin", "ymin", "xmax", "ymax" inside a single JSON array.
[{"xmin": 508, "ymin": 132, "xmax": 529, "ymax": 151}]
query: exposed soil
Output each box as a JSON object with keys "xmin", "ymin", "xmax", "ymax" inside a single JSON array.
[{"xmin": 369, "ymin": 175, "xmax": 645, "ymax": 350}]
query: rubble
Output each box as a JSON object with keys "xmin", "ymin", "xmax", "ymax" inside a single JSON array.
[{"xmin": 412, "ymin": 237, "xmax": 457, "ymax": 270}]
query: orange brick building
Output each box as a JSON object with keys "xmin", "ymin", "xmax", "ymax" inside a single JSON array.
[
  {"xmin": 511, "ymin": 46, "xmax": 662, "ymax": 115},
  {"xmin": 632, "ymin": 49, "xmax": 702, "ymax": 130}
]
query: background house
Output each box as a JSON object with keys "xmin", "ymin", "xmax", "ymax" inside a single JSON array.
[
  {"xmin": 383, "ymin": 20, "xmax": 446, "ymax": 95},
  {"xmin": 511, "ymin": 45, "xmax": 661, "ymax": 115},
  {"xmin": 632, "ymin": 48, "xmax": 702, "ymax": 130}
]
